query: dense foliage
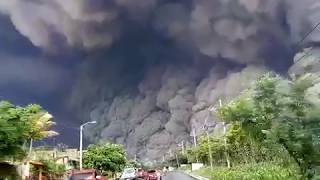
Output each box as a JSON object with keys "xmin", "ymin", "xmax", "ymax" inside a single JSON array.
[
  {"xmin": 196, "ymin": 162, "xmax": 300, "ymax": 180},
  {"xmin": 39, "ymin": 159, "xmax": 65, "ymax": 174},
  {"xmin": 218, "ymin": 73, "xmax": 320, "ymax": 178},
  {"xmin": 83, "ymin": 143, "xmax": 127, "ymax": 174},
  {"xmin": 0, "ymin": 101, "xmax": 56, "ymax": 160},
  {"xmin": 175, "ymin": 73, "xmax": 320, "ymax": 179}
]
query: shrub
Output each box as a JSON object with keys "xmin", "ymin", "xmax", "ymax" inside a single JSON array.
[{"xmin": 195, "ymin": 162, "xmax": 301, "ymax": 180}]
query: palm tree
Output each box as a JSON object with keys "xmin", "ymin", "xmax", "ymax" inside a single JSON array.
[{"xmin": 28, "ymin": 112, "xmax": 59, "ymax": 156}]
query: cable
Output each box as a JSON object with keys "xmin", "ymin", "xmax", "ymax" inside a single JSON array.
[
  {"xmin": 293, "ymin": 21, "xmax": 320, "ymax": 64},
  {"xmin": 297, "ymin": 22, "xmax": 320, "ymax": 46},
  {"xmin": 293, "ymin": 47, "xmax": 314, "ymax": 64}
]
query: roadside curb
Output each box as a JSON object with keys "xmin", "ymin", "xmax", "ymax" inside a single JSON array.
[
  {"xmin": 188, "ymin": 173, "xmax": 209, "ymax": 180},
  {"xmin": 179, "ymin": 170, "xmax": 209, "ymax": 180}
]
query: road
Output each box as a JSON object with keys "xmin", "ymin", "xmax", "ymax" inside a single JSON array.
[{"xmin": 162, "ymin": 171, "xmax": 196, "ymax": 180}]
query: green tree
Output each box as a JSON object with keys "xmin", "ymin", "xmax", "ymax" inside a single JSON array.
[
  {"xmin": 0, "ymin": 101, "xmax": 56, "ymax": 160},
  {"xmin": 188, "ymin": 134, "xmax": 225, "ymax": 166},
  {"xmin": 83, "ymin": 143, "xmax": 127, "ymax": 174},
  {"xmin": 218, "ymin": 73, "xmax": 320, "ymax": 178},
  {"xmin": 271, "ymin": 74, "xmax": 320, "ymax": 178},
  {"xmin": 185, "ymin": 147, "xmax": 198, "ymax": 163},
  {"xmin": 0, "ymin": 101, "xmax": 29, "ymax": 159},
  {"xmin": 226, "ymin": 122, "xmax": 252, "ymax": 164},
  {"xmin": 176, "ymin": 152, "xmax": 188, "ymax": 165},
  {"xmin": 25, "ymin": 104, "xmax": 58, "ymax": 141},
  {"xmin": 38, "ymin": 159, "xmax": 65, "ymax": 174}
]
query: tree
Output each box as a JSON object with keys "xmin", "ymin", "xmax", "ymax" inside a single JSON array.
[
  {"xmin": 83, "ymin": 143, "xmax": 127, "ymax": 174},
  {"xmin": 0, "ymin": 101, "xmax": 57, "ymax": 160},
  {"xmin": 126, "ymin": 159, "xmax": 139, "ymax": 168},
  {"xmin": 185, "ymin": 134, "xmax": 225, "ymax": 166},
  {"xmin": 24, "ymin": 105, "xmax": 58, "ymax": 154},
  {"xmin": 271, "ymin": 74, "xmax": 320, "ymax": 178},
  {"xmin": 0, "ymin": 101, "xmax": 29, "ymax": 159},
  {"xmin": 226, "ymin": 122, "xmax": 253, "ymax": 164},
  {"xmin": 26, "ymin": 106, "xmax": 58, "ymax": 140},
  {"xmin": 37, "ymin": 159, "xmax": 65, "ymax": 174},
  {"xmin": 176, "ymin": 152, "xmax": 188, "ymax": 165},
  {"xmin": 218, "ymin": 73, "xmax": 320, "ymax": 178}
]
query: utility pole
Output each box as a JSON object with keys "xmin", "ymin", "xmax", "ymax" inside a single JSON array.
[
  {"xmin": 204, "ymin": 104, "xmax": 219, "ymax": 170},
  {"xmin": 223, "ymin": 122, "xmax": 230, "ymax": 168},
  {"xmin": 219, "ymin": 99, "xmax": 231, "ymax": 168},
  {"xmin": 179, "ymin": 140, "xmax": 185, "ymax": 154},
  {"xmin": 182, "ymin": 141, "xmax": 185, "ymax": 154},
  {"xmin": 191, "ymin": 128, "xmax": 199, "ymax": 163},
  {"xmin": 168, "ymin": 148, "xmax": 174, "ymax": 164},
  {"xmin": 204, "ymin": 117, "xmax": 213, "ymax": 170},
  {"xmin": 175, "ymin": 153, "xmax": 180, "ymax": 168},
  {"xmin": 79, "ymin": 126, "xmax": 83, "ymax": 169},
  {"xmin": 192, "ymin": 128, "xmax": 197, "ymax": 148}
]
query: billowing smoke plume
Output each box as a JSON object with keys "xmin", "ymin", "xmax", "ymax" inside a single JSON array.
[
  {"xmin": 1, "ymin": 0, "xmax": 319, "ymax": 61},
  {"xmin": 1, "ymin": 0, "xmax": 320, "ymax": 160}
]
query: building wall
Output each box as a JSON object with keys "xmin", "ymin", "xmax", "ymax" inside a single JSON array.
[{"xmin": 30, "ymin": 148, "xmax": 80, "ymax": 162}]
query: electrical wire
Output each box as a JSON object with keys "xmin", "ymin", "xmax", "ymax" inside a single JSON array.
[
  {"xmin": 297, "ymin": 22, "xmax": 320, "ymax": 46},
  {"xmin": 293, "ymin": 21, "xmax": 320, "ymax": 63}
]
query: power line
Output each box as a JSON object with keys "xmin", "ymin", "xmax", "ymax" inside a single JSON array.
[
  {"xmin": 293, "ymin": 47, "xmax": 314, "ymax": 64},
  {"xmin": 297, "ymin": 22, "xmax": 320, "ymax": 46},
  {"xmin": 293, "ymin": 21, "xmax": 320, "ymax": 64}
]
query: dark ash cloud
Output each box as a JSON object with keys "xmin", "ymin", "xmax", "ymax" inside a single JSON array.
[
  {"xmin": 1, "ymin": 0, "xmax": 320, "ymax": 160},
  {"xmin": 0, "ymin": 55, "xmax": 68, "ymax": 94}
]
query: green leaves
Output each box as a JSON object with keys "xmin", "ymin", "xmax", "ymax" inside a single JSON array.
[
  {"xmin": 83, "ymin": 143, "xmax": 127, "ymax": 173},
  {"xmin": 195, "ymin": 162, "xmax": 301, "ymax": 180},
  {"xmin": 0, "ymin": 101, "xmax": 28, "ymax": 160},
  {"xmin": 0, "ymin": 100, "xmax": 56, "ymax": 160},
  {"xmin": 36, "ymin": 159, "xmax": 65, "ymax": 174},
  {"xmin": 218, "ymin": 73, "xmax": 320, "ymax": 178}
]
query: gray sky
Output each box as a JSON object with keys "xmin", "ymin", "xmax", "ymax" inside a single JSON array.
[{"xmin": 0, "ymin": 0, "xmax": 319, "ymax": 152}]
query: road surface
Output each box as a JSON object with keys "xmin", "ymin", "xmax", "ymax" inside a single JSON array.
[{"xmin": 163, "ymin": 172, "xmax": 196, "ymax": 180}]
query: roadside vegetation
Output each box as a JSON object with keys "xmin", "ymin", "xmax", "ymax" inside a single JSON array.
[
  {"xmin": 196, "ymin": 162, "xmax": 300, "ymax": 180},
  {"xmin": 175, "ymin": 73, "xmax": 320, "ymax": 179}
]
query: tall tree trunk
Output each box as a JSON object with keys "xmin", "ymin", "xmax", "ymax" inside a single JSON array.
[{"xmin": 29, "ymin": 138, "xmax": 33, "ymax": 157}]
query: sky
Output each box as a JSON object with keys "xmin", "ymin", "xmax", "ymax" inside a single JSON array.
[
  {"xmin": 0, "ymin": 0, "xmax": 320, "ymax": 158},
  {"xmin": 0, "ymin": 15, "xmax": 81, "ymax": 147}
]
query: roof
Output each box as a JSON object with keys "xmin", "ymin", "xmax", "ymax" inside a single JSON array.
[
  {"xmin": 29, "ymin": 161, "xmax": 44, "ymax": 166},
  {"xmin": 71, "ymin": 169, "xmax": 96, "ymax": 174}
]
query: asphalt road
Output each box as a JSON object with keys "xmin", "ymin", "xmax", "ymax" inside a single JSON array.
[{"xmin": 162, "ymin": 172, "xmax": 196, "ymax": 180}]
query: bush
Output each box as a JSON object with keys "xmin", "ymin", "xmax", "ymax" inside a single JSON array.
[
  {"xmin": 30, "ymin": 160, "xmax": 65, "ymax": 180},
  {"xmin": 41, "ymin": 160, "xmax": 65, "ymax": 174},
  {"xmin": 195, "ymin": 162, "xmax": 301, "ymax": 180}
]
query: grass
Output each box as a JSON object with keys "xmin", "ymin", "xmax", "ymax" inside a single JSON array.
[{"xmin": 193, "ymin": 162, "xmax": 301, "ymax": 180}]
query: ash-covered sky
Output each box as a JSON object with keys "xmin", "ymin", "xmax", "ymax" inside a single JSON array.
[
  {"xmin": 0, "ymin": 14, "xmax": 80, "ymax": 146},
  {"xmin": 0, "ymin": 0, "xmax": 320, "ymax": 156}
]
